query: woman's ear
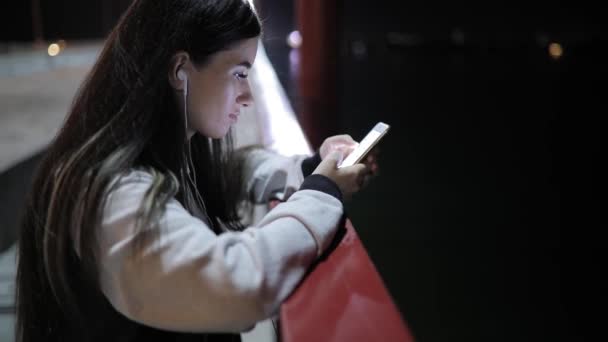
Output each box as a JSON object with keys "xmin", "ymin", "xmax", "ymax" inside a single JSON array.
[{"xmin": 168, "ymin": 52, "xmax": 191, "ymax": 91}]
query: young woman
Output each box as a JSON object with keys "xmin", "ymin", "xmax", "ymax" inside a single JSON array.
[{"xmin": 16, "ymin": 0, "xmax": 373, "ymax": 341}]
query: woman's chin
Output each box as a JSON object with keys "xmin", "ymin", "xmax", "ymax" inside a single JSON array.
[
  {"xmin": 206, "ymin": 129, "xmax": 230, "ymax": 140},
  {"xmin": 190, "ymin": 125, "xmax": 229, "ymax": 140}
]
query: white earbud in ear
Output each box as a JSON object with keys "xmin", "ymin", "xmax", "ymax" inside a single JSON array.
[
  {"xmin": 177, "ymin": 69, "xmax": 188, "ymax": 96},
  {"xmin": 177, "ymin": 69, "xmax": 187, "ymax": 81}
]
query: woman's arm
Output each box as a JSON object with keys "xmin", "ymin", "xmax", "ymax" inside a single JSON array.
[
  {"xmin": 95, "ymin": 170, "xmax": 342, "ymax": 333},
  {"xmin": 240, "ymin": 147, "xmax": 317, "ymax": 203},
  {"xmin": 240, "ymin": 134, "xmax": 357, "ymax": 204}
]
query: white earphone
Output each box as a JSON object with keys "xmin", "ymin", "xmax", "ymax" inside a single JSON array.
[
  {"xmin": 177, "ymin": 67, "xmax": 213, "ymax": 229},
  {"xmin": 177, "ymin": 69, "xmax": 188, "ymax": 96},
  {"xmin": 177, "ymin": 69, "xmax": 189, "ymax": 125}
]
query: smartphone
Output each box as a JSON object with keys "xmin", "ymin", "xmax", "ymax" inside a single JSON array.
[{"xmin": 338, "ymin": 122, "xmax": 390, "ymax": 168}]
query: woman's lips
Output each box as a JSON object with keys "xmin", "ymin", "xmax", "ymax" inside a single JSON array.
[{"xmin": 229, "ymin": 113, "xmax": 239, "ymax": 122}]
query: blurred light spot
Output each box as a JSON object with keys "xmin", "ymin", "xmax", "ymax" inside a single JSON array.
[
  {"xmin": 352, "ymin": 40, "xmax": 367, "ymax": 60},
  {"xmin": 47, "ymin": 43, "xmax": 60, "ymax": 56},
  {"xmin": 548, "ymin": 42, "xmax": 563, "ymax": 60},
  {"xmin": 287, "ymin": 31, "xmax": 302, "ymax": 48}
]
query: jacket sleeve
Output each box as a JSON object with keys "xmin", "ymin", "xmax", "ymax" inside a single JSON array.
[
  {"xmin": 96, "ymin": 170, "xmax": 343, "ymax": 333},
  {"xmin": 241, "ymin": 148, "xmax": 317, "ymax": 203}
]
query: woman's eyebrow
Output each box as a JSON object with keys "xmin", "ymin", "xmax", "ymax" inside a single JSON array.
[{"xmin": 236, "ymin": 61, "xmax": 252, "ymax": 69}]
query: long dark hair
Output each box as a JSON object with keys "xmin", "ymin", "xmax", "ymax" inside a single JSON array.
[{"xmin": 16, "ymin": 0, "xmax": 261, "ymax": 340}]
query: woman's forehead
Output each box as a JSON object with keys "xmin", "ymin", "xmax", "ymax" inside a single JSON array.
[{"xmin": 209, "ymin": 38, "xmax": 258, "ymax": 68}]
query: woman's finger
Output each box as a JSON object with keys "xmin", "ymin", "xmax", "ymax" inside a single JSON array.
[{"xmin": 333, "ymin": 134, "xmax": 356, "ymax": 144}]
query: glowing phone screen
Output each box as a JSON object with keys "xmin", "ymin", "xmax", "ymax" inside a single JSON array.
[{"xmin": 338, "ymin": 122, "xmax": 389, "ymax": 168}]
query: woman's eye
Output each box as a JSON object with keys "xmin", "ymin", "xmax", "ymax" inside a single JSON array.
[{"xmin": 234, "ymin": 72, "xmax": 248, "ymax": 80}]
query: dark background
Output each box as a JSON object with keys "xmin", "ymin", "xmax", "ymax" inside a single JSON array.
[
  {"xmin": 2, "ymin": 1, "xmax": 606, "ymax": 341},
  {"xmin": 260, "ymin": 1, "xmax": 606, "ymax": 341}
]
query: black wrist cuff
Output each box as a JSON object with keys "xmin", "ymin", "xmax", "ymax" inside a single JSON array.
[
  {"xmin": 299, "ymin": 174, "xmax": 343, "ymax": 202},
  {"xmin": 301, "ymin": 152, "xmax": 322, "ymax": 177}
]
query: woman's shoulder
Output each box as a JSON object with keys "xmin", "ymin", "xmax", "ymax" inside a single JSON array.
[
  {"xmin": 102, "ymin": 168, "xmax": 182, "ymax": 223},
  {"xmin": 105, "ymin": 168, "xmax": 173, "ymax": 201}
]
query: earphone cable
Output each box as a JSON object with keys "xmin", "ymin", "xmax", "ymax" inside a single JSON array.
[{"xmin": 182, "ymin": 78, "xmax": 215, "ymax": 231}]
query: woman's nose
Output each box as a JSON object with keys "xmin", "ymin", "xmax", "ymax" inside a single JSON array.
[{"xmin": 237, "ymin": 81, "xmax": 254, "ymax": 107}]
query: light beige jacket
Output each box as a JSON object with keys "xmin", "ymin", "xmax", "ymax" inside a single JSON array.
[{"xmin": 91, "ymin": 149, "xmax": 341, "ymax": 333}]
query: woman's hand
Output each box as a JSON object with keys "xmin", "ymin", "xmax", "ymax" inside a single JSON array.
[
  {"xmin": 313, "ymin": 151, "xmax": 369, "ymax": 199},
  {"xmin": 319, "ymin": 134, "xmax": 358, "ymax": 160},
  {"xmin": 360, "ymin": 146, "xmax": 380, "ymax": 187},
  {"xmin": 318, "ymin": 134, "xmax": 381, "ymax": 191}
]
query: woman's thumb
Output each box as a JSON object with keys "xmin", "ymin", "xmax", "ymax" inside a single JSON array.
[{"xmin": 324, "ymin": 149, "xmax": 344, "ymax": 167}]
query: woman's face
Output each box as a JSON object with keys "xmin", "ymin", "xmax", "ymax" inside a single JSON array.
[{"xmin": 185, "ymin": 37, "xmax": 258, "ymax": 139}]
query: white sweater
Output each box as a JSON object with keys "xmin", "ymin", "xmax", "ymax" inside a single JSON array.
[{"xmin": 92, "ymin": 150, "xmax": 342, "ymax": 333}]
